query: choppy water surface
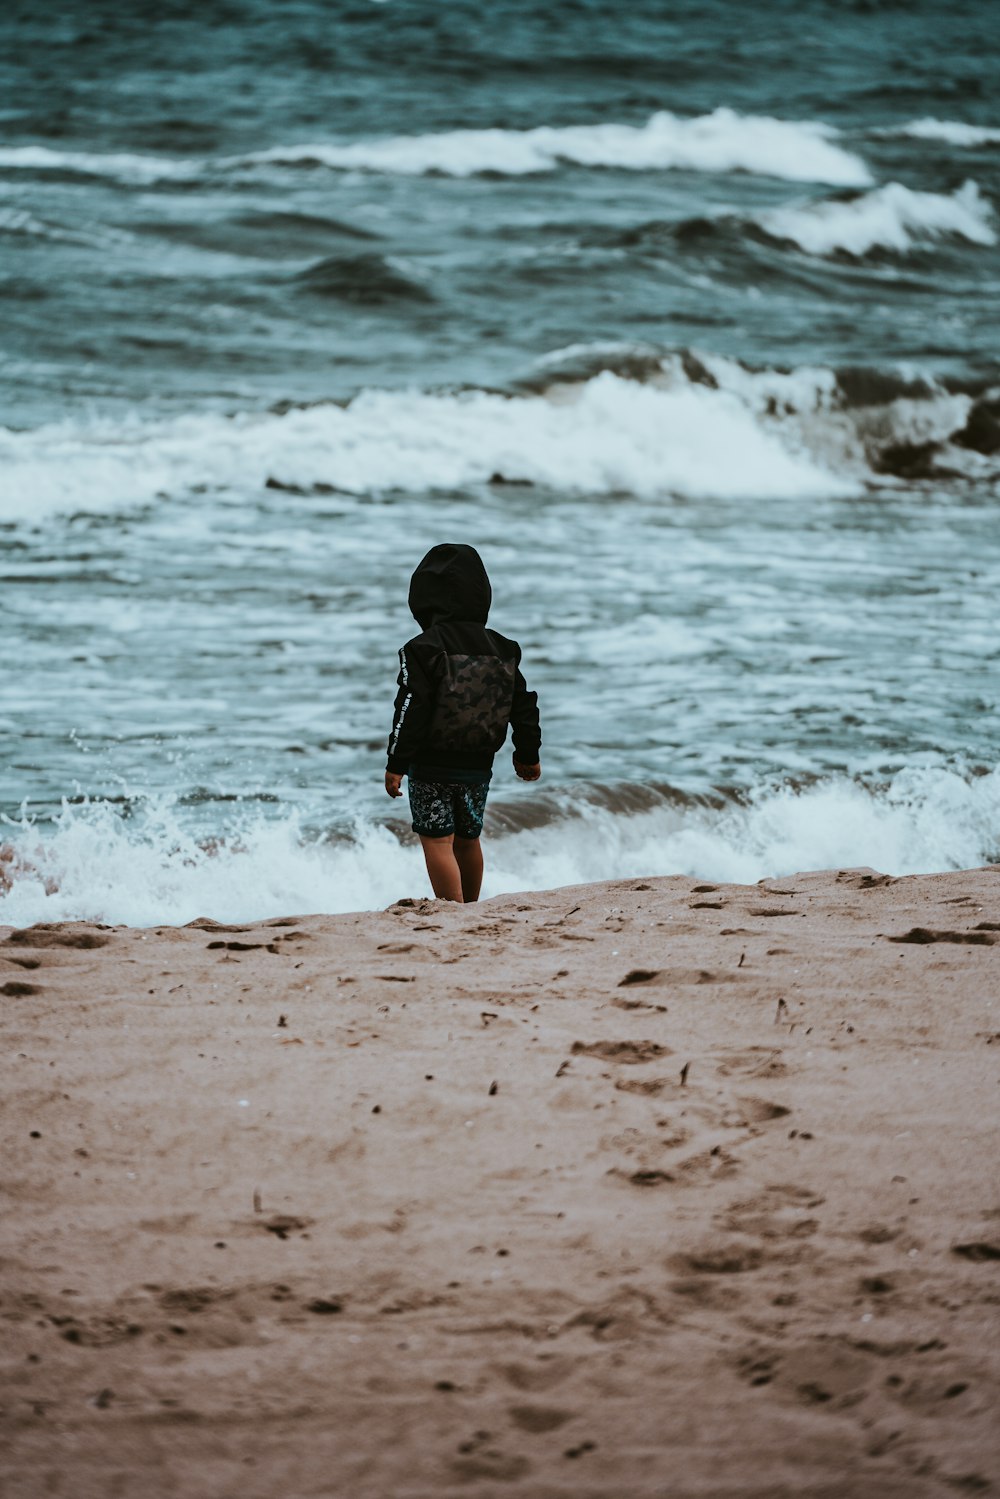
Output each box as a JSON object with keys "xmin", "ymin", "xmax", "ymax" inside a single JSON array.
[{"xmin": 1, "ymin": 1, "xmax": 998, "ymax": 922}]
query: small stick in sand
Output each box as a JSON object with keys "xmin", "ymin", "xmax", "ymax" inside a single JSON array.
[{"xmin": 679, "ymin": 1062, "xmax": 690, "ymax": 1087}]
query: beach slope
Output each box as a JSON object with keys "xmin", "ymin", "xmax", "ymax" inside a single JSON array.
[{"xmin": 2, "ymin": 866, "xmax": 999, "ymax": 1498}]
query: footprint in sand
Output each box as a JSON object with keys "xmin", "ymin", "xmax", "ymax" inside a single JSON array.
[
  {"xmin": 858, "ymin": 1223, "xmax": 900, "ymax": 1245},
  {"xmin": 888, "ymin": 927, "xmax": 996, "ymax": 946},
  {"xmin": 735, "ymin": 1337, "xmax": 881, "ymax": 1411},
  {"xmin": 951, "ymin": 1241, "xmax": 1000, "ymax": 1261},
  {"xmin": 4, "ymin": 927, "xmax": 110, "ymax": 949},
  {"xmin": 498, "ymin": 1358, "xmax": 576, "ymax": 1394},
  {"xmin": 616, "ymin": 1168, "xmax": 675, "ymax": 1187},
  {"xmin": 729, "ymin": 1096, "xmax": 792, "ymax": 1125},
  {"xmin": 508, "ymin": 1405, "xmax": 572, "ymax": 1434},
  {"xmin": 571, "ymin": 1040, "xmax": 671, "ymax": 1064},
  {"xmin": 258, "ymin": 1215, "xmax": 312, "ymax": 1241},
  {"xmin": 566, "ymin": 1287, "xmax": 666, "ymax": 1342},
  {"xmin": 715, "ymin": 1047, "xmax": 788, "ymax": 1079},
  {"xmin": 614, "ymin": 1075, "xmax": 669, "ymax": 1095},
  {"xmin": 718, "ymin": 1183, "xmax": 823, "ymax": 1241},
  {"xmin": 207, "ymin": 939, "xmax": 269, "ymax": 951},
  {"xmin": 674, "ymin": 1242, "xmax": 766, "ymax": 1275},
  {"xmin": 669, "ymin": 1146, "xmax": 742, "ymax": 1187},
  {"xmin": 449, "ymin": 1430, "xmax": 531, "ymax": 1484},
  {"xmin": 48, "ymin": 1310, "xmax": 144, "ymax": 1348},
  {"xmin": 158, "ymin": 1287, "xmax": 229, "ymax": 1314}
]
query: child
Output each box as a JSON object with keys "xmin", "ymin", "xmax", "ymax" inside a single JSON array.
[{"xmin": 385, "ymin": 543, "xmax": 541, "ymax": 902}]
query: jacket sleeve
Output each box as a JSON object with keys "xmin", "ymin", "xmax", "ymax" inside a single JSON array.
[
  {"xmin": 386, "ymin": 642, "xmax": 435, "ymax": 774},
  {"xmin": 509, "ymin": 647, "xmax": 541, "ymax": 764}
]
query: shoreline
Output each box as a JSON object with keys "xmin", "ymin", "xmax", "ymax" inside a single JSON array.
[{"xmin": 2, "ymin": 865, "xmax": 999, "ymax": 1497}]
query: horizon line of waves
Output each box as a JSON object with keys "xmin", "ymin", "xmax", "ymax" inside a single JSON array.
[
  {"xmin": 0, "ymin": 109, "xmax": 872, "ymax": 187},
  {"xmin": 1, "ymin": 766, "xmax": 997, "ymax": 927}
]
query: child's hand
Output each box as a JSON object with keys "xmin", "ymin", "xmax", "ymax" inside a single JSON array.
[
  {"xmin": 513, "ymin": 757, "xmax": 541, "ymax": 782},
  {"xmin": 385, "ymin": 771, "xmax": 404, "ymax": 798}
]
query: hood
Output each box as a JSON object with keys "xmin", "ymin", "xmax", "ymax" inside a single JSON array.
[{"xmin": 408, "ymin": 543, "xmax": 492, "ymax": 628}]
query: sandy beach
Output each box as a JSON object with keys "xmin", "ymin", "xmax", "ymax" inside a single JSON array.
[{"xmin": 2, "ymin": 865, "xmax": 999, "ymax": 1498}]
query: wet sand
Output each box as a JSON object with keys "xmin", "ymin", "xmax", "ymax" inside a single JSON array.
[{"xmin": 2, "ymin": 866, "xmax": 999, "ymax": 1498}]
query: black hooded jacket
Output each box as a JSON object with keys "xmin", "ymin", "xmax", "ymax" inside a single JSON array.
[{"xmin": 386, "ymin": 544, "xmax": 541, "ymax": 776}]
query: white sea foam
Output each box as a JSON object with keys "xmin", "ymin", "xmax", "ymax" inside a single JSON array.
[
  {"xmin": 0, "ymin": 110, "xmax": 871, "ymax": 187},
  {"xmin": 888, "ymin": 118, "xmax": 1000, "ymax": 147},
  {"xmin": 0, "ymin": 367, "xmax": 853, "ymax": 525},
  {"xmin": 664, "ymin": 352, "xmax": 983, "ymax": 482},
  {"xmin": 757, "ymin": 180, "xmax": 996, "ymax": 256},
  {"xmin": 0, "ymin": 145, "xmax": 198, "ymax": 183},
  {"xmin": 245, "ymin": 108, "xmax": 872, "ymax": 184},
  {"xmin": 2, "ymin": 767, "xmax": 996, "ymax": 927}
]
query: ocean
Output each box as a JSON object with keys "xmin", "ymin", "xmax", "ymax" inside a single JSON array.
[{"xmin": 1, "ymin": 0, "xmax": 998, "ymax": 924}]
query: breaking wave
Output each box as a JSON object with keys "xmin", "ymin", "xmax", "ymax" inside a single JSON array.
[
  {"xmin": 886, "ymin": 118, "xmax": 1000, "ymax": 147},
  {"xmin": 2, "ymin": 766, "xmax": 996, "ymax": 927},
  {"xmin": 4, "ymin": 347, "xmax": 997, "ymax": 526},
  {"xmin": 0, "ymin": 109, "xmax": 872, "ymax": 187},
  {"xmin": 755, "ymin": 180, "xmax": 996, "ymax": 257},
  {"xmin": 244, "ymin": 109, "xmax": 871, "ymax": 184},
  {"xmin": 0, "ymin": 144, "xmax": 198, "ymax": 183},
  {"xmin": 0, "ymin": 360, "xmax": 857, "ymax": 524}
]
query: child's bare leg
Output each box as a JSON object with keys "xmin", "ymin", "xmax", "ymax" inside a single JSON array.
[
  {"xmin": 453, "ymin": 835, "xmax": 483, "ymax": 903},
  {"xmin": 419, "ymin": 834, "xmax": 464, "ymax": 902}
]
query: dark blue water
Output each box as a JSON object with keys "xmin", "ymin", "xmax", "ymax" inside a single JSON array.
[{"xmin": 3, "ymin": 0, "xmax": 999, "ymax": 423}]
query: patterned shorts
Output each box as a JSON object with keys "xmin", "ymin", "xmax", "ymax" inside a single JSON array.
[{"xmin": 408, "ymin": 778, "xmax": 490, "ymax": 840}]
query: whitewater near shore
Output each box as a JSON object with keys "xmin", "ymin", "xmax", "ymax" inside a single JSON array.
[{"xmin": 2, "ymin": 864, "xmax": 998, "ymax": 1498}]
